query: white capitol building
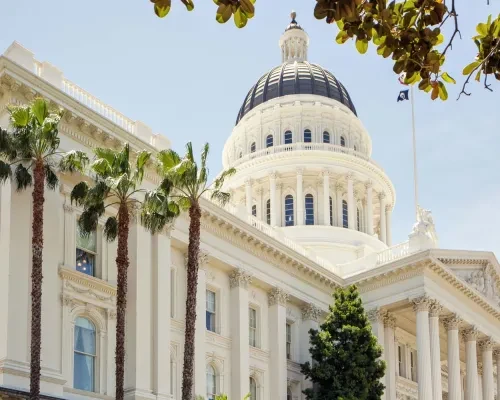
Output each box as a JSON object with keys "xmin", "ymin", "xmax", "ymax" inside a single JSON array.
[{"xmin": 0, "ymin": 15, "xmax": 499, "ymax": 400}]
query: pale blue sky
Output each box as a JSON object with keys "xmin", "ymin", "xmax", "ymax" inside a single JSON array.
[{"xmin": 2, "ymin": 0, "xmax": 499, "ymax": 256}]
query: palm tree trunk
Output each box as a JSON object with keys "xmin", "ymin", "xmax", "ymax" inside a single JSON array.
[
  {"xmin": 30, "ymin": 161, "xmax": 45, "ymax": 400},
  {"xmin": 181, "ymin": 202, "xmax": 202, "ymax": 400},
  {"xmin": 115, "ymin": 204, "xmax": 130, "ymax": 400}
]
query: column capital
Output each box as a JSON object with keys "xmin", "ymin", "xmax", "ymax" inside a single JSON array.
[
  {"xmin": 244, "ymin": 177, "xmax": 253, "ymax": 186},
  {"xmin": 493, "ymin": 349, "xmax": 500, "ymax": 358},
  {"xmin": 256, "ymin": 187, "xmax": 264, "ymax": 195},
  {"xmin": 442, "ymin": 314, "xmax": 463, "ymax": 330},
  {"xmin": 385, "ymin": 204, "xmax": 393, "ymax": 213},
  {"xmin": 411, "ymin": 295, "xmax": 432, "ymax": 312},
  {"xmin": 366, "ymin": 308, "xmax": 387, "ymax": 323},
  {"xmin": 296, "ymin": 167, "xmax": 304, "ymax": 176},
  {"xmin": 335, "ymin": 182, "xmax": 344, "ymax": 192},
  {"xmin": 321, "ymin": 169, "xmax": 330, "ymax": 178},
  {"xmin": 269, "ymin": 171, "xmax": 278, "ymax": 180},
  {"xmin": 229, "ymin": 268, "xmax": 253, "ymax": 289},
  {"xmin": 107, "ymin": 308, "xmax": 117, "ymax": 320},
  {"xmin": 365, "ymin": 180, "xmax": 373, "ymax": 189},
  {"xmin": 301, "ymin": 303, "xmax": 322, "ymax": 322},
  {"xmin": 353, "ymin": 189, "xmax": 361, "ymax": 199},
  {"xmin": 162, "ymin": 222, "xmax": 174, "ymax": 239},
  {"xmin": 461, "ymin": 327, "xmax": 480, "ymax": 342},
  {"xmin": 268, "ymin": 287, "xmax": 289, "ymax": 307},
  {"xmin": 346, "ymin": 172, "xmax": 354, "ymax": 181},
  {"xmin": 63, "ymin": 203, "xmax": 74, "ymax": 213},
  {"xmin": 383, "ymin": 313, "xmax": 397, "ymax": 329},
  {"xmin": 184, "ymin": 250, "xmax": 209, "ymax": 269},
  {"xmin": 378, "ymin": 191, "xmax": 386, "ymax": 201},
  {"xmin": 429, "ymin": 300, "xmax": 443, "ymax": 317},
  {"xmin": 478, "ymin": 338, "xmax": 495, "ymax": 351},
  {"xmin": 276, "ymin": 182, "xmax": 283, "ymax": 190}
]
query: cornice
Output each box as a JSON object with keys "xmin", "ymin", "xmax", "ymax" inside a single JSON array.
[{"xmin": 58, "ymin": 266, "xmax": 117, "ymax": 297}]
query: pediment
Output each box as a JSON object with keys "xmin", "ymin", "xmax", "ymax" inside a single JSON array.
[{"xmin": 440, "ymin": 259, "xmax": 500, "ymax": 307}]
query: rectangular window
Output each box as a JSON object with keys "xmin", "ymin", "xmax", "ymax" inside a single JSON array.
[
  {"xmin": 206, "ymin": 290, "xmax": 216, "ymax": 332},
  {"xmin": 76, "ymin": 224, "xmax": 97, "ymax": 277},
  {"xmin": 410, "ymin": 349, "xmax": 418, "ymax": 382},
  {"xmin": 286, "ymin": 323, "xmax": 292, "ymax": 360},
  {"xmin": 397, "ymin": 344, "xmax": 404, "ymax": 377},
  {"xmin": 170, "ymin": 269, "xmax": 176, "ymax": 318},
  {"xmin": 249, "ymin": 308, "xmax": 257, "ymax": 347}
]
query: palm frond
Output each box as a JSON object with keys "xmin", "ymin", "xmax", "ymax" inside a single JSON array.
[
  {"xmin": 103, "ymin": 216, "xmax": 118, "ymax": 242},
  {"xmin": 117, "ymin": 143, "xmax": 131, "ymax": 175},
  {"xmin": 86, "ymin": 180, "xmax": 110, "ymax": 207},
  {"xmin": 0, "ymin": 128, "xmax": 12, "ymax": 154},
  {"xmin": 8, "ymin": 104, "xmax": 30, "ymax": 128},
  {"xmin": 91, "ymin": 157, "xmax": 112, "ymax": 178},
  {"xmin": 14, "ymin": 163, "xmax": 32, "ymax": 191},
  {"xmin": 59, "ymin": 150, "xmax": 90, "ymax": 173},
  {"xmin": 212, "ymin": 167, "xmax": 236, "ymax": 190},
  {"xmin": 93, "ymin": 147, "xmax": 117, "ymax": 168},
  {"xmin": 156, "ymin": 149, "xmax": 182, "ymax": 174},
  {"xmin": 210, "ymin": 190, "xmax": 231, "ymax": 206},
  {"xmin": 44, "ymin": 164, "xmax": 59, "ymax": 190},
  {"xmin": 185, "ymin": 141, "xmax": 194, "ymax": 162},
  {"xmin": 31, "ymin": 97, "xmax": 49, "ymax": 126},
  {"xmin": 0, "ymin": 161, "xmax": 12, "ymax": 183},
  {"xmin": 200, "ymin": 142, "xmax": 209, "ymax": 171},
  {"xmin": 70, "ymin": 181, "xmax": 89, "ymax": 206},
  {"xmin": 78, "ymin": 207, "xmax": 101, "ymax": 235},
  {"xmin": 133, "ymin": 150, "xmax": 151, "ymax": 184}
]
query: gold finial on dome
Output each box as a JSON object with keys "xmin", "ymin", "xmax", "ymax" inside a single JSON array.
[{"xmin": 291, "ymin": 10, "xmax": 297, "ymax": 23}]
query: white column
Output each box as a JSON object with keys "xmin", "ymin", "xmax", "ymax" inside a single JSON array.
[
  {"xmin": 347, "ymin": 173, "xmax": 355, "ymax": 229},
  {"xmin": 429, "ymin": 301, "xmax": 443, "ymax": 400},
  {"xmin": 367, "ymin": 309, "xmax": 387, "ymax": 400},
  {"xmin": 194, "ymin": 253, "xmax": 209, "ymax": 397},
  {"xmin": 365, "ymin": 181, "xmax": 374, "ymax": 235},
  {"xmin": 63, "ymin": 200, "xmax": 76, "ymax": 267},
  {"xmin": 0, "ymin": 180, "xmax": 11, "ymax": 362},
  {"xmin": 336, "ymin": 183, "xmax": 343, "ymax": 228},
  {"xmin": 443, "ymin": 315, "xmax": 462, "ymax": 400},
  {"xmin": 322, "ymin": 170, "xmax": 330, "ymax": 225},
  {"xmin": 276, "ymin": 183, "xmax": 283, "ymax": 227},
  {"xmin": 385, "ymin": 205, "xmax": 393, "ymax": 246},
  {"xmin": 379, "ymin": 193, "xmax": 387, "ymax": 244},
  {"xmin": 494, "ymin": 350, "xmax": 500, "ymax": 400},
  {"xmin": 229, "ymin": 269, "xmax": 252, "ymax": 400},
  {"xmin": 245, "ymin": 178, "xmax": 253, "ymax": 215},
  {"xmin": 268, "ymin": 288, "xmax": 289, "ymax": 400},
  {"xmin": 296, "ymin": 168, "xmax": 304, "ymax": 225},
  {"xmin": 256, "ymin": 187, "xmax": 263, "ymax": 222},
  {"xmin": 300, "ymin": 304, "xmax": 321, "ymax": 393},
  {"xmin": 412, "ymin": 296, "xmax": 433, "ymax": 400},
  {"xmin": 478, "ymin": 364, "xmax": 484, "ymax": 400},
  {"xmin": 479, "ymin": 339, "xmax": 495, "ymax": 400},
  {"xmin": 384, "ymin": 313, "xmax": 397, "ymax": 400},
  {"xmin": 270, "ymin": 172, "xmax": 277, "ymax": 226},
  {"xmin": 153, "ymin": 228, "xmax": 172, "ymax": 398},
  {"xmin": 463, "ymin": 328, "xmax": 479, "ymax": 400}
]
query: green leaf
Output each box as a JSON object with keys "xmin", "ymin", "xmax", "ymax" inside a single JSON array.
[
  {"xmin": 234, "ymin": 7, "xmax": 248, "ymax": 28},
  {"xmin": 476, "ymin": 22, "xmax": 488, "ymax": 36},
  {"xmin": 336, "ymin": 19, "xmax": 345, "ymax": 30},
  {"xmin": 438, "ymin": 81, "xmax": 448, "ymax": 100},
  {"xmin": 154, "ymin": 0, "xmax": 171, "ymax": 18},
  {"xmin": 462, "ymin": 61, "xmax": 481, "ymax": 75},
  {"xmin": 475, "ymin": 69, "xmax": 482, "ymax": 82},
  {"xmin": 355, "ymin": 39, "xmax": 369, "ymax": 54},
  {"xmin": 402, "ymin": 0, "xmax": 415, "ymax": 11},
  {"xmin": 239, "ymin": 0, "xmax": 255, "ymax": 18},
  {"xmin": 31, "ymin": 98, "xmax": 48, "ymax": 126},
  {"xmin": 431, "ymin": 84, "xmax": 439, "ymax": 100},
  {"xmin": 441, "ymin": 72, "xmax": 456, "ymax": 84},
  {"xmin": 216, "ymin": 3, "xmax": 232, "ymax": 23},
  {"xmin": 336, "ymin": 30, "xmax": 349, "ymax": 44},
  {"xmin": 180, "ymin": 0, "xmax": 194, "ymax": 11},
  {"xmin": 8, "ymin": 105, "xmax": 30, "ymax": 127}
]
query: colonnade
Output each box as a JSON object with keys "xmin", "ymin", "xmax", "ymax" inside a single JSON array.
[{"xmin": 244, "ymin": 170, "xmax": 393, "ymax": 245}]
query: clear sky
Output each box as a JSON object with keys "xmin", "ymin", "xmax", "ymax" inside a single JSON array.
[{"xmin": 2, "ymin": 0, "xmax": 499, "ymax": 257}]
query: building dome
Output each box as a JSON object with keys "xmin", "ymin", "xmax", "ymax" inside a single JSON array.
[{"xmin": 235, "ymin": 61, "xmax": 357, "ymax": 124}]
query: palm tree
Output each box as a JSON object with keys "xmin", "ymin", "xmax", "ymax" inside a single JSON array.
[
  {"xmin": 62, "ymin": 143, "xmax": 151, "ymax": 400},
  {"xmin": 0, "ymin": 98, "xmax": 78, "ymax": 400},
  {"xmin": 142, "ymin": 142, "xmax": 234, "ymax": 400}
]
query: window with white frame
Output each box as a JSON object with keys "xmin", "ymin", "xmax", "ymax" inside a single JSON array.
[
  {"xmin": 329, "ymin": 196, "xmax": 333, "ymax": 226},
  {"xmin": 252, "ymin": 204, "xmax": 257, "ymax": 217},
  {"xmin": 249, "ymin": 307, "xmax": 257, "ymax": 347},
  {"xmin": 266, "ymin": 199, "xmax": 271, "ymax": 225},
  {"xmin": 206, "ymin": 364, "xmax": 217, "ymax": 400},
  {"xmin": 284, "ymin": 130, "xmax": 293, "ymax": 145},
  {"xmin": 357, "ymin": 207, "xmax": 361, "ymax": 231},
  {"xmin": 285, "ymin": 195, "xmax": 294, "ymax": 227},
  {"xmin": 340, "ymin": 136, "xmax": 346, "ymax": 147},
  {"xmin": 304, "ymin": 129, "xmax": 312, "ymax": 143},
  {"xmin": 266, "ymin": 135, "xmax": 273, "ymax": 148},
  {"xmin": 286, "ymin": 323, "xmax": 292, "ymax": 360},
  {"xmin": 76, "ymin": 224, "xmax": 97, "ymax": 277},
  {"xmin": 250, "ymin": 142, "xmax": 256, "ymax": 153},
  {"xmin": 342, "ymin": 200, "xmax": 348, "ymax": 228},
  {"xmin": 206, "ymin": 290, "xmax": 216, "ymax": 332},
  {"xmin": 170, "ymin": 269, "xmax": 176, "ymax": 318},
  {"xmin": 74, "ymin": 317, "xmax": 96, "ymax": 392},
  {"xmin": 249, "ymin": 377, "xmax": 257, "ymax": 400},
  {"xmin": 305, "ymin": 194, "xmax": 314, "ymax": 225},
  {"xmin": 323, "ymin": 131, "xmax": 330, "ymax": 144},
  {"xmin": 397, "ymin": 343, "xmax": 405, "ymax": 377},
  {"xmin": 409, "ymin": 348, "xmax": 418, "ymax": 382}
]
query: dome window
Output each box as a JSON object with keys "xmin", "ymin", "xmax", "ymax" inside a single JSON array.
[
  {"xmin": 323, "ymin": 131, "xmax": 330, "ymax": 144},
  {"xmin": 266, "ymin": 199, "xmax": 271, "ymax": 225},
  {"xmin": 252, "ymin": 205, "xmax": 257, "ymax": 217},
  {"xmin": 354, "ymin": 145, "xmax": 357, "ymax": 152},
  {"xmin": 340, "ymin": 136, "xmax": 346, "ymax": 147},
  {"xmin": 305, "ymin": 194, "xmax": 314, "ymax": 225},
  {"xmin": 329, "ymin": 196, "xmax": 333, "ymax": 226},
  {"xmin": 250, "ymin": 142, "xmax": 256, "ymax": 153},
  {"xmin": 357, "ymin": 207, "xmax": 361, "ymax": 231},
  {"xmin": 285, "ymin": 195, "xmax": 294, "ymax": 226},
  {"xmin": 284, "ymin": 131, "xmax": 292, "ymax": 145},
  {"xmin": 304, "ymin": 129, "xmax": 312, "ymax": 143},
  {"xmin": 342, "ymin": 200, "xmax": 348, "ymax": 228},
  {"xmin": 266, "ymin": 135, "xmax": 274, "ymax": 148}
]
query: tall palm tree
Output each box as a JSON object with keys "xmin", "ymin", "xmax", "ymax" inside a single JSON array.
[
  {"xmin": 142, "ymin": 142, "xmax": 234, "ymax": 400},
  {"xmin": 0, "ymin": 98, "xmax": 80, "ymax": 400},
  {"xmin": 62, "ymin": 143, "xmax": 151, "ymax": 400}
]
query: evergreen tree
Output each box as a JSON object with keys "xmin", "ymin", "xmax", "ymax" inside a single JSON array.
[{"xmin": 301, "ymin": 285, "xmax": 385, "ymax": 400}]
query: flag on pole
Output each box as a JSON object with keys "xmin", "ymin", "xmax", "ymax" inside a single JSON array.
[{"xmin": 397, "ymin": 90, "xmax": 409, "ymax": 102}]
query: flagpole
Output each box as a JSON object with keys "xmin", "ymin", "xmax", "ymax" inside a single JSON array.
[{"xmin": 410, "ymin": 85, "xmax": 419, "ymax": 220}]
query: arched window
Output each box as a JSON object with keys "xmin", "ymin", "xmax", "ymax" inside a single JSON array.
[
  {"xmin": 304, "ymin": 129, "xmax": 312, "ymax": 143},
  {"xmin": 249, "ymin": 377, "xmax": 257, "ymax": 400},
  {"xmin": 252, "ymin": 204, "xmax": 257, "ymax": 217},
  {"xmin": 250, "ymin": 142, "xmax": 256, "ymax": 153},
  {"xmin": 206, "ymin": 365, "xmax": 217, "ymax": 400},
  {"xmin": 74, "ymin": 317, "xmax": 96, "ymax": 392},
  {"xmin": 266, "ymin": 199, "xmax": 271, "ymax": 225},
  {"xmin": 284, "ymin": 130, "xmax": 292, "ymax": 145},
  {"xmin": 357, "ymin": 207, "xmax": 361, "ymax": 231},
  {"xmin": 323, "ymin": 131, "xmax": 330, "ymax": 144},
  {"xmin": 342, "ymin": 200, "xmax": 348, "ymax": 228},
  {"xmin": 340, "ymin": 136, "xmax": 346, "ymax": 147},
  {"xmin": 305, "ymin": 194, "xmax": 314, "ymax": 225},
  {"xmin": 266, "ymin": 135, "xmax": 273, "ymax": 148},
  {"xmin": 287, "ymin": 388, "xmax": 292, "ymax": 400},
  {"xmin": 285, "ymin": 195, "xmax": 294, "ymax": 227},
  {"xmin": 329, "ymin": 196, "xmax": 333, "ymax": 226}
]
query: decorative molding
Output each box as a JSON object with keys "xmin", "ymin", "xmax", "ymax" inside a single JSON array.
[
  {"xmin": 365, "ymin": 180, "xmax": 373, "ymax": 189},
  {"xmin": 229, "ymin": 268, "xmax": 253, "ymax": 289},
  {"xmin": 268, "ymin": 287, "xmax": 289, "ymax": 307},
  {"xmin": 411, "ymin": 295, "xmax": 432, "ymax": 312},
  {"xmin": 107, "ymin": 309, "xmax": 117, "ymax": 320},
  {"xmin": 461, "ymin": 327, "xmax": 479, "ymax": 342},
  {"xmin": 366, "ymin": 308, "xmax": 387, "ymax": 323},
  {"xmin": 59, "ymin": 266, "xmax": 117, "ymax": 299},
  {"xmin": 183, "ymin": 250, "xmax": 209, "ymax": 269},
  {"xmin": 478, "ymin": 338, "xmax": 495, "ymax": 351},
  {"xmin": 301, "ymin": 303, "xmax": 322, "ymax": 322},
  {"xmin": 63, "ymin": 203, "xmax": 74, "ymax": 213},
  {"xmin": 378, "ymin": 192, "xmax": 386, "ymax": 200},
  {"xmin": 296, "ymin": 167, "xmax": 304, "ymax": 175},
  {"xmin": 429, "ymin": 300, "xmax": 443, "ymax": 317},
  {"xmin": 384, "ymin": 313, "xmax": 397, "ymax": 329},
  {"xmin": 269, "ymin": 171, "xmax": 278, "ymax": 180},
  {"xmin": 442, "ymin": 315, "xmax": 462, "ymax": 330}
]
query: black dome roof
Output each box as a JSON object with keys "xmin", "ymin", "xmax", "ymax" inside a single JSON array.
[{"xmin": 236, "ymin": 61, "xmax": 357, "ymax": 125}]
